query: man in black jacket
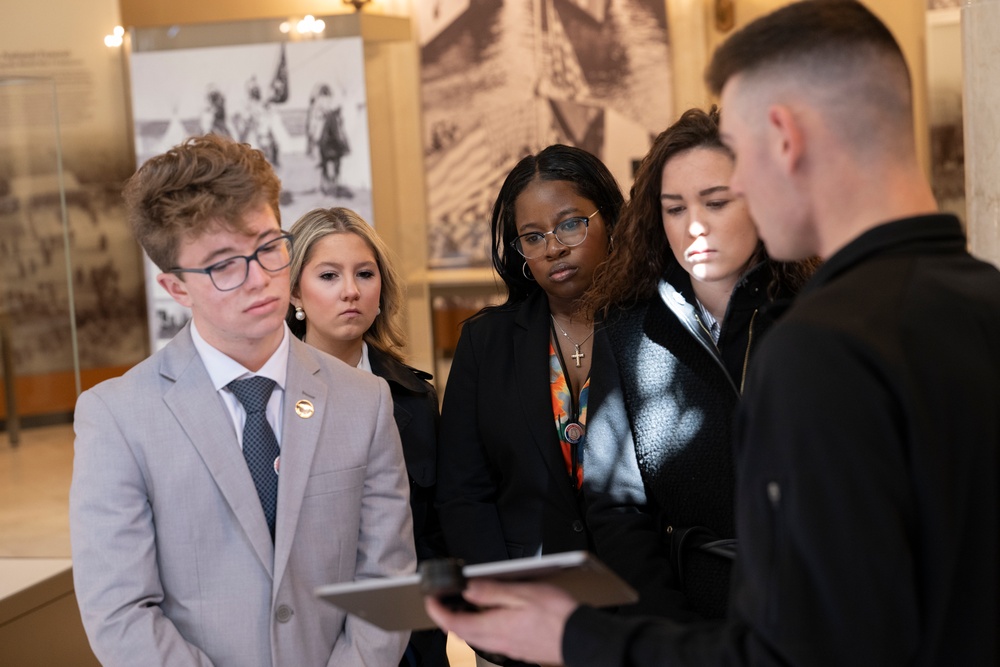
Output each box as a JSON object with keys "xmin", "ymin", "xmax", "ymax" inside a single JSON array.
[{"xmin": 425, "ymin": 2, "xmax": 1000, "ymax": 665}]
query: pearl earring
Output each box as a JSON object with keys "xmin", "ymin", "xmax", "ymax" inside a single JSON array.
[{"xmin": 294, "ymin": 306, "xmax": 306, "ymax": 321}]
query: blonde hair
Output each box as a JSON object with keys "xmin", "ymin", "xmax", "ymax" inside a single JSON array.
[{"xmin": 287, "ymin": 207, "xmax": 407, "ymax": 363}]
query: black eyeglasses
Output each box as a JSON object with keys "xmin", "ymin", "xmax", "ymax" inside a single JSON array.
[
  {"xmin": 510, "ymin": 210, "xmax": 598, "ymax": 259},
  {"xmin": 169, "ymin": 234, "xmax": 294, "ymax": 292}
]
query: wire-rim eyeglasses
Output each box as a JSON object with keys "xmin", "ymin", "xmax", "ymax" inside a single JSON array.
[{"xmin": 510, "ymin": 210, "xmax": 599, "ymax": 260}]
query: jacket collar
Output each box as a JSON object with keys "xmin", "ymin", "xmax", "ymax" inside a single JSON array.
[
  {"xmin": 662, "ymin": 257, "xmax": 771, "ymax": 305},
  {"xmin": 659, "ymin": 260, "xmax": 772, "ymax": 329},
  {"xmin": 272, "ymin": 337, "xmax": 327, "ymax": 591},
  {"xmin": 159, "ymin": 325, "xmax": 277, "ymax": 576},
  {"xmin": 367, "ymin": 346, "xmax": 432, "ymax": 394},
  {"xmin": 512, "ymin": 288, "xmax": 549, "ymax": 331},
  {"xmin": 512, "ymin": 290, "xmax": 583, "ymax": 502},
  {"xmin": 803, "ymin": 214, "xmax": 965, "ymax": 296},
  {"xmin": 157, "ymin": 328, "xmax": 329, "ymax": 585}
]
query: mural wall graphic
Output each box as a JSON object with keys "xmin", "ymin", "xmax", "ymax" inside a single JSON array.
[{"xmin": 418, "ymin": 0, "xmax": 674, "ymax": 268}]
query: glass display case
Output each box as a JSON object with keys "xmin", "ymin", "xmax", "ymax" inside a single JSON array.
[{"xmin": 0, "ymin": 77, "xmax": 81, "ymax": 445}]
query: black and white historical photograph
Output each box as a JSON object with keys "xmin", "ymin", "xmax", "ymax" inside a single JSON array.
[
  {"xmin": 419, "ymin": 0, "xmax": 674, "ymax": 268},
  {"xmin": 129, "ymin": 35, "xmax": 373, "ymax": 349},
  {"xmin": 1, "ymin": 72, "xmax": 145, "ymax": 384}
]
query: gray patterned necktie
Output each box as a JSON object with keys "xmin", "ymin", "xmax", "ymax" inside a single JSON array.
[{"xmin": 228, "ymin": 376, "xmax": 279, "ymax": 541}]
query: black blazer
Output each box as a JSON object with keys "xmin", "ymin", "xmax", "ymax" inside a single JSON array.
[{"xmin": 436, "ymin": 290, "xmax": 590, "ymax": 565}]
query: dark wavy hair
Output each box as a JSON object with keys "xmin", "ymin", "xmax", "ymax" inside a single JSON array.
[
  {"xmin": 583, "ymin": 107, "xmax": 817, "ymax": 319},
  {"xmin": 489, "ymin": 144, "xmax": 624, "ymax": 307}
]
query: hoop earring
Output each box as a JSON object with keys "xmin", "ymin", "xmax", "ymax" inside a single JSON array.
[
  {"xmin": 294, "ymin": 306, "xmax": 306, "ymax": 321},
  {"xmin": 522, "ymin": 262, "xmax": 535, "ymax": 281}
]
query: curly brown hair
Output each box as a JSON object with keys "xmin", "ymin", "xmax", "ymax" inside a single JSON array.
[
  {"xmin": 582, "ymin": 107, "xmax": 816, "ymax": 320},
  {"xmin": 123, "ymin": 134, "xmax": 282, "ymax": 271}
]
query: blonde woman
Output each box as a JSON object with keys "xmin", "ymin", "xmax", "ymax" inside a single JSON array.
[{"xmin": 286, "ymin": 207, "xmax": 448, "ymax": 667}]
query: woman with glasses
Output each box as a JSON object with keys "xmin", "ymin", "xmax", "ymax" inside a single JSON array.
[
  {"xmin": 580, "ymin": 107, "xmax": 817, "ymax": 621},
  {"xmin": 285, "ymin": 207, "xmax": 449, "ymax": 667},
  {"xmin": 435, "ymin": 145, "xmax": 620, "ymax": 665}
]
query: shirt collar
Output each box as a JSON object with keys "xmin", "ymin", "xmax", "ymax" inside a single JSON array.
[
  {"xmin": 356, "ymin": 341, "xmax": 372, "ymax": 373},
  {"xmin": 803, "ymin": 214, "xmax": 964, "ymax": 296},
  {"xmin": 694, "ymin": 298, "xmax": 722, "ymax": 343},
  {"xmin": 190, "ymin": 319, "xmax": 290, "ymax": 391}
]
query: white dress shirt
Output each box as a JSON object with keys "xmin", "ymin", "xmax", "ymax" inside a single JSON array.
[{"xmin": 190, "ymin": 320, "xmax": 290, "ymax": 449}]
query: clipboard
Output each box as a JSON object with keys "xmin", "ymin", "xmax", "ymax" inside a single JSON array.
[{"xmin": 314, "ymin": 550, "xmax": 637, "ymax": 631}]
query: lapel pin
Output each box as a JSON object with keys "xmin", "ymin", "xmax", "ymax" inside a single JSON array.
[{"xmin": 295, "ymin": 399, "xmax": 315, "ymax": 419}]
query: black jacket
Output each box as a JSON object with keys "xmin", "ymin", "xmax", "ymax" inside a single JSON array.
[
  {"xmin": 585, "ymin": 262, "xmax": 791, "ymax": 619},
  {"xmin": 436, "ymin": 290, "xmax": 591, "ymax": 566},
  {"xmin": 564, "ymin": 215, "xmax": 1000, "ymax": 667}
]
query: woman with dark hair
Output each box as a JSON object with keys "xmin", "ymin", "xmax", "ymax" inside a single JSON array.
[
  {"xmin": 581, "ymin": 107, "xmax": 817, "ymax": 620},
  {"xmin": 285, "ymin": 207, "xmax": 449, "ymax": 667},
  {"xmin": 436, "ymin": 144, "xmax": 621, "ymax": 579}
]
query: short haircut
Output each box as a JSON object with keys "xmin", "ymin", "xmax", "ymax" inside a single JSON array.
[
  {"xmin": 706, "ymin": 1, "xmax": 913, "ymax": 154},
  {"xmin": 706, "ymin": 0, "xmax": 908, "ymax": 96},
  {"xmin": 489, "ymin": 144, "xmax": 624, "ymax": 307},
  {"xmin": 286, "ymin": 207, "xmax": 408, "ymax": 364},
  {"xmin": 123, "ymin": 134, "xmax": 282, "ymax": 271}
]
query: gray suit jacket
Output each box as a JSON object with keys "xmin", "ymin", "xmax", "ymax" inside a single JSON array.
[{"xmin": 70, "ymin": 326, "xmax": 415, "ymax": 666}]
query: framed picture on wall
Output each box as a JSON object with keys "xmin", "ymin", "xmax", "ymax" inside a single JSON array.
[{"xmin": 127, "ymin": 18, "xmax": 374, "ymax": 351}]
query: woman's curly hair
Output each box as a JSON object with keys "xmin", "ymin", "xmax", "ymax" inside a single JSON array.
[{"xmin": 582, "ymin": 106, "xmax": 817, "ymax": 320}]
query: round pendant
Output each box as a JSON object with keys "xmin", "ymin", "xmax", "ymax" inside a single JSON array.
[
  {"xmin": 565, "ymin": 421, "xmax": 585, "ymax": 444},
  {"xmin": 274, "ymin": 456, "xmax": 280, "ymax": 475}
]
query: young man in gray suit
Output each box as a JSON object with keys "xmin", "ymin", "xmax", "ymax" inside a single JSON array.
[{"xmin": 70, "ymin": 135, "xmax": 416, "ymax": 666}]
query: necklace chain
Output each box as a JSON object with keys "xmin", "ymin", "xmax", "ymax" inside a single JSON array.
[
  {"xmin": 551, "ymin": 316, "xmax": 593, "ymax": 368},
  {"xmin": 550, "ymin": 316, "xmax": 595, "ymax": 347}
]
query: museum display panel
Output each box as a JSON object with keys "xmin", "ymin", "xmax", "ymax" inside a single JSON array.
[{"xmin": 0, "ymin": 77, "xmax": 82, "ymax": 441}]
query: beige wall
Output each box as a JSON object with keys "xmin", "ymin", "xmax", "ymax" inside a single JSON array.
[
  {"xmin": 671, "ymin": 0, "xmax": 930, "ymax": 175},
  {"xmin": 121, "ymin": 0, "xmax": 413, "ymax": 28},
  {"xmin": 3, "ymin": 0, "xmax": 132, "ymax": 173}
]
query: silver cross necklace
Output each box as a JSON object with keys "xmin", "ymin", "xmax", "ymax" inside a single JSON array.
[{"xmin": 550, "ymin": 316, "xmax": 595, "ymax": 367}]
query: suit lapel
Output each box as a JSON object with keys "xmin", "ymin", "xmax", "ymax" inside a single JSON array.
[
  {"xmin": 272, "ymin": 338, "xmax": 327, "ymax": 589},
  {"xmin": 513, "ymin": 293, "xmax": 579, "ymax": 503},
  {"xmin": 160, "ymin": 328, "xmax": 275, "ymax": 576}
]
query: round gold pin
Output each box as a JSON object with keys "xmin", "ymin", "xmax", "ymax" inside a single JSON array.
[{"xmin": 294, "ymin": 400, "xmax": 315, "ymax": 418}]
